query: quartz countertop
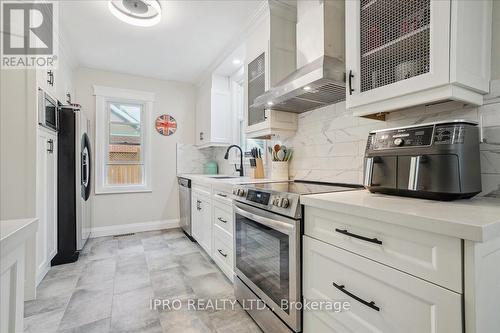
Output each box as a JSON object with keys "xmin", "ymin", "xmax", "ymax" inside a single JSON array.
[
  {"xmin": 301, "ymin": 190, "xmax": 500, "ymax": 242},
  {"xmin": 177, "ymin": 174, "xmax": 279, "ymax": 185},
  {"xmin": 0, "ymin": 218, "xmax": 38, "ymax": 254}
]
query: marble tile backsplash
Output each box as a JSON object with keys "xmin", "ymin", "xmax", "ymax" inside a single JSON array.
[
  {"xmin": 282, "ymin": 84, "xmax": 500, "ymax": 198},
  {"xmin": 178, "ymin": 82, "xmax": 500, "ymax": 198},
  {"xmin": 176, "ymin": 143, "xmax": 218, "ymax": 174}
]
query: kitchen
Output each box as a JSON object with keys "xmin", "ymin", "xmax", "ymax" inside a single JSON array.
[{"xmin": 1, "ymin": 0, "xmax": 500, "ymax": 332}]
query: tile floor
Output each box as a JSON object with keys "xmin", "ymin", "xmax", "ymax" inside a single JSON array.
[{"xmin": 24, "ymin": 228, "xmax": 262, "ymax": 333}]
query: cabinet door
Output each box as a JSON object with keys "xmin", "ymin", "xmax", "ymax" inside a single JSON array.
[
  {"xmin": 199, "ymin": 197, "xmax": 212, "ymax": 254},
  {"xmin": 46, "ymin": 133, "xmax": 57, "ymax": 260},
  {"xmin": 36, "ymin": 131, "xmax": 49, "ymax": 277},
  {"xmin": 247, "ymin": 53, "xmax": 266, "ymax": 127},
  {"xmin": 346, "ymin": 0, "xmax": 451, "ymax": 109},
  {"xmin": 303, "ymin": 236, "xmax": 462, "ymax": 333},
  {"xmin": 191, "ymin": 193, "xmax": 201, "ymax": 241}
]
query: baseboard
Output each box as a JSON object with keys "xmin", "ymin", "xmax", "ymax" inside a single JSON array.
[{"xmin": 90, "ymin": 219, "xmax": 180, "ymax": 238}]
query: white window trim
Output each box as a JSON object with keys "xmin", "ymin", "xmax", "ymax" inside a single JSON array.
[{"xmin": 93, "ymin": 85, "xmax": 154, "ymax": 194}]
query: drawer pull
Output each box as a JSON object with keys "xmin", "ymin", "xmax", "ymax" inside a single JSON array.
[
  {"xmin": 217, "ymin": 193, "xmax": 228, "ymax": 198},
  {"xmin": 217, "ymin": 249, "xmax": 227, "ymax": 257},
  {"xmin": 217, "ymin": 217, "xmax": 227, "ymax": 223},
  {"xmin": 335, "ymin": 228, "xmax": 382, "ymax": 245},
  {"xmin": 332, "ymin": 282, "xmax": 380, "ymax": 312}
]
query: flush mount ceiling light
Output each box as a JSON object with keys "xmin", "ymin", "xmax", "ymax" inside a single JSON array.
[{"xmin": 108, "ymin": 0, "xmax": 162, "ymax": 27}]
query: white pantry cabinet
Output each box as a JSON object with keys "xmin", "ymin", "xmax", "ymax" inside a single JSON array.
[
  {"xmin": 345, "ymin": 0, "xmax": 492, "ymax": 116},
  {"xmin": 195, "ymin": 75, "xmax": 232, "ymax": 148},
  {"xmin": 245, "ymin": 1, "xmax": 298, "ymax": 139},
  {"xmin": 35, "ymin": 127, "xmax": 58, "ymax": 284}
]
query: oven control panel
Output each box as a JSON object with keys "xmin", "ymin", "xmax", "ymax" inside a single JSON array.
[
  {"xmin": 246, "ymin": 190, "xmax": 271, "ymax": 206},
  {"xmin": 271, "ymin": 197, "xmax": 290, "ymax": 208}
]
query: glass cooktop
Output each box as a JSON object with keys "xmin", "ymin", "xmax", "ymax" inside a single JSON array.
[{"xmin": 248, "ymin": 181, "xmax": 363, "ymax": 195}]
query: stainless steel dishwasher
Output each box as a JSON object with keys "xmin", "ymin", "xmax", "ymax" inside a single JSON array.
[{"xmin": 178, "ymin": 177, "xmax": 194, "ymax": 240}]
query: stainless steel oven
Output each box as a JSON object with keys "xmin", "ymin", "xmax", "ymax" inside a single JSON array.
[
  {"xmin": 233, "ymin": 201, "xmax": 301, "ymax": 333},
  {"xmin": 38, "ymin": 88, "xmax": 59, "ymax": 131}
]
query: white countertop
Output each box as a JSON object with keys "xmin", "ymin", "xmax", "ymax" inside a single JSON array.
[
  {"xmin": 301, "ymin": 190, "xmax": 500, "ymax": 242},
  {"xmin": 177, "ymin": 174, "xmax": 279, "ymax": 185},
  {"xmin": 0, "ymin": 218, "xmax": 38, "ymax": 254}
]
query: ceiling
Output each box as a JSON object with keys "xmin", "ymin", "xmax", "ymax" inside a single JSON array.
[{"xmin": 60, "ymin": 0, "xmax": 263, "ymax": 83}]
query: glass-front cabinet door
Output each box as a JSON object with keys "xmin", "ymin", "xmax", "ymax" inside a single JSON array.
[
  {"xmin": 247, "ymin": 53, "xmax": 267, "ymax": 127},
  {"xmin": 346, "ymin": 0, "xmax": 451, "ymax": 111}
]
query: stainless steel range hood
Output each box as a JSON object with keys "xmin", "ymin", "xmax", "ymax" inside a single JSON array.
[
  {"xmin": 251, "ymin": 55, "xmax": 345, "ymax": 113},
  {"xmin": 251, "ymin": 0, "xmax": 345, "ymax": 113}
]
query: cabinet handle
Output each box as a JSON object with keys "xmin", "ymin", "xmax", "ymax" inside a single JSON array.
[
  {"xmin": 332, "ymin": 282, "xmax": 380, "ymax": 312},
  {"xmin": 348, "ymin": 70, "xmax": 354, "ymax": 95},
  {"xmin": 217, "ymin": 193, "xmax": 227, "ymax": 198},
  {"xmin": 196, "ymin": 200, "xmax": 201, "ymax": 210},
  {"xmin": 217, "ymin": 249, "xmax": 227, "ymax": 258},
  {"xmin": 47, "ymin": 70, "xmax": 54, "ymax": 86},
  {"xmin": 217, "ymin": 217, "xmax": 227, "ymax": 223},
  {"xmin": 200, "ymin": 132, "xmax": 204, "ymax": 141},
  {"xmin": 47, "ymin": 139, "xmax": 54, "ymax": 153},
  {"xmin": 335, "ymin": 228, "xmax": 382, "ymax": 245}
]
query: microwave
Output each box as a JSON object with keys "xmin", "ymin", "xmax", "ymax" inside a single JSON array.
[{"xmin": 38, "ymin": 88, "xmax": 59, "ymax": 131}]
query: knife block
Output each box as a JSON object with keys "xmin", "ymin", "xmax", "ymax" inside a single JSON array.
[{"xmin": 252, "ymin": 158, "xmax": 265, "ymax": 179}]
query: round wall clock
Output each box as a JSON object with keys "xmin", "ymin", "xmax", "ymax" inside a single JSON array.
[{"xmin": 155, "ymin": 114, "xmax": 177, "ymax": 136}]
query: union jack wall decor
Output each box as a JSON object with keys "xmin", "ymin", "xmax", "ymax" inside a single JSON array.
[{"xmin": 155, "ymin": 114, "xmax": 177, "ymax": 136}]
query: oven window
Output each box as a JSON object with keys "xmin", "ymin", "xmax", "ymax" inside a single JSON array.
[
  {"xmin": 45, "ymin": 100, "xmax": 57, "ymax": 127},
  {"xmin": 235, "ymin": 213, "xmax": 290, "ymax": 313}
]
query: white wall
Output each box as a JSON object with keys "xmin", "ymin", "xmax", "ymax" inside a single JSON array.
[{"xmin": 74, "ymin": 68, "xmax": 196, "ymax": 230}]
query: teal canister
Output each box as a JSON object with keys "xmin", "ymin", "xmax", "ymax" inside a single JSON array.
[{"xmin": 204, "ymin": 160, "xmax": 218, "ymax": 175}]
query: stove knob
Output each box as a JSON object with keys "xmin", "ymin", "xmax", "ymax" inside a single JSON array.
[
  {"xmin": 393, "ymin": 138, "xmax": 404, "ymax": 146},
  {"xmin": 232, "ymin": 188, "xmax": 238, "ymax": 195},
  {"xmin": 238, "ymin": 189, "xmax": 246, "ymax": 197},
  {"xmin": 281, "ymin": 198, "xmax": 290, "ymax": 208},
  {"xmin": 273, "ymin": 197, "xmax": 281, "ymax": 206}
]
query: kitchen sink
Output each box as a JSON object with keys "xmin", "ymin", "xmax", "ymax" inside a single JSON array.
[{"xmin": 208, "ymin": 175, "xmax": 239, "ymax": 179}]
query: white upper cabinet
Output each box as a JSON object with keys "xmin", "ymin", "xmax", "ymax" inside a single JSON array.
[
  {"xmin": 245, "ymin": 1, "xmax": 298, "ymax": 139},
  {"xmin": 346, "ymin": 0, "xmax": 492, "ymax": 116},
  {"xmin": 195, "ymin": 74, "xmax": 231, "ymax": 147}
]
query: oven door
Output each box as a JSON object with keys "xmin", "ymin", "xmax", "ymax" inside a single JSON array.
[
  {"xmin": 44, "ymin": 93, "xmax": 58, "ymax": 131},
  {"xmin": 233, "ymin": 202, "xmax": 301, "ymax": 332}
]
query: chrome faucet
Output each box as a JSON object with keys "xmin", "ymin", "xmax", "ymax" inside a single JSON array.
[{"xmin": 224, "ymin": 145, "xmax": 244, "ymax": 177}]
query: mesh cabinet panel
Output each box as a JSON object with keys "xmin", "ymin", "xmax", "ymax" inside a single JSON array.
[
  {"xmin": 248, "ymin": 53, "xmax": 266, "ymax": 126},
  {"xmin": 360, "ymin": 0, "xmax": 431, "ymax": 93}
]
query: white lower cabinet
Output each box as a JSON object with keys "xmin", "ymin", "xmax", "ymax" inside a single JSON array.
[
  {"xmin": 191, "ymin": 186, "xmax": 212, "ymax": 255},
  {"xmin": 303, "ymin": 236, "xmax": 462, "ymax": 333},
  {"xmin": 212, "ymin": 225, "xmax": 234, "ymax": 281},
  {"xmin": 212, "ymin": 197, "xmax": 234, "ymax": 281},
  {"xmin": 36, "ymin": 127, "xmax": 58, "ymax": 284},
  {"xmin": 190, "ymin": 181, "xmax": 235, "ymax": 281}
]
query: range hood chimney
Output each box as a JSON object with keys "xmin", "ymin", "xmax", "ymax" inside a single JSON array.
[{"xmin": 252, "ymin": 0, "xmax": 345, "ymax": 113}]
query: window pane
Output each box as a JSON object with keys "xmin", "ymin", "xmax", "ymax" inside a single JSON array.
[
  {"xmin": 106, "ymin": 164, "xmax": 143, "ymax": 185},
  {"xmin": 107, "ymin": 102, "xmax": 143, "ymax": 185},
  {"xmin": 109, "ymin": 103, "xmax": 141, "ymax": 124},
  {"xmin": 108, "ymin": 144, "xmax": 141, "ymax": 162}
]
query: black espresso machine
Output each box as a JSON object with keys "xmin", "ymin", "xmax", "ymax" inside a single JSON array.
[{"xmin": 363, "ymin": 120, "xmax": 482, "ymax": 200}]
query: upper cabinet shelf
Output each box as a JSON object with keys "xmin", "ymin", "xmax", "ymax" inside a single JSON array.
[{"xmin": 346, "ymin": 0, "xmax": 493, "ymax": 117}]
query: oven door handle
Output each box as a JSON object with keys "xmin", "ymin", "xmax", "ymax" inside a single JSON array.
[{"xmin": 233, "ymin": 205, "xmax": 295, "ymax": 235}]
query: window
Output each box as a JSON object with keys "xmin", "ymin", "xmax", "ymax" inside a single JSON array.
[{"xmin": 94, "ymin": 86, "xmax": 153, "ymax": 194}]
